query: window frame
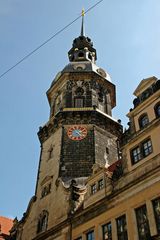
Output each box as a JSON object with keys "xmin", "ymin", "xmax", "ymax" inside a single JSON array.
[
  {"xmin": 152, "ymin": 197, "xmax": 160, "ymax": 233},
  {"xmin": 86, "ymin": 230, "xmax": 95, "ymax": 240},
  {"xmin": 154, "ymin": 102, "xmax": 160, "ymax": 118},
  {"xmin": 138, "ymin": 113, "xmax": 149, "ymax": 129},
  {"xmin": 98, "ymin": 179, "xmax": 104, "ymax": 190},
  {"xmin": 135, "ymin": 204, "xmax": 151, "ymax": 240},
  {"xmin": 91, "ymin": 183, "xmax": 97, "ymax": 195},
  {"xmin": 142, "ymin": 139, "xmax": 152, "ymax": 157},
  {"xmin": 37, "ymin": 210, "xmax": 48, "ymax": 234},
  {"xmin": 116, "ymin": 214, "xmax": 128, "ymax": 240},
  {"xmin": 130, "ymin": 137, "xmax": 153, "ymax": 165},
  {"xmin": 74, "ymin": 97, "xmax": 85, "ymax": 108},
  {"xmin": 131, "ymin": 145, "xmax": 141, "ymax": 164},
  {"xmin": 102, "ymin": 222, "xmax": 112, "ymax": 240}
]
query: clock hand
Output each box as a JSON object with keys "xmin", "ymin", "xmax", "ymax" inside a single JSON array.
[{"xmin": 74, "ymin": 130, "xmax": 81, "ymax": 136}]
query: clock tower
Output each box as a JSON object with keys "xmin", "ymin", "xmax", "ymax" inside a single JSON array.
[
  {"xmin": 11, "ymin": 14, "xmax": 122, "ymax": 240},
  {"xmin": 38, "ymin": 17, "xmax": 122, "ymax": 181}
]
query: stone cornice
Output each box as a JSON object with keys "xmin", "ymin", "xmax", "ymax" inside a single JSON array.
[
  {"xmin": 122, "ymin": 117, "xmax": 160, "ymax": 146},
  {"xmin": 37, "ymin": 110, "xmax": 122, "ymax": 144},
  {"xmin": 127, "ymin": 88, "xmax": 160, "ymax": 117}
]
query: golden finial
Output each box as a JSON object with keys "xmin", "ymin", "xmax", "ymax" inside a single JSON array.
[
  {"xmin": 81, "ymin": 8, "xmax": 85, "ymax": 36},
  {"xmin": 81, "ymin": 8, "xmax": 85, "ymax": 17}
]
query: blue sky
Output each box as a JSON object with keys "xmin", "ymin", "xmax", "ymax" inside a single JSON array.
[{"xmin": 0, "ymin": 0, "xmax": 160, "ymax": 219}]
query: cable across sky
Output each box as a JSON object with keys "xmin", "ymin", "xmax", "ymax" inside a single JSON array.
[{"xmin": 0, "ymin": 0, "xmax": 104, "ymax": 79}]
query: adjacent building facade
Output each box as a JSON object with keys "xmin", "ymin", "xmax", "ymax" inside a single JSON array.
[
  {"xmin": 9, "ymin": 16, "xmax": 160, "ymax": 240},
  {"xmin": 0, "ymin": 216, "xmax": 13, "ymax": 240},
  {"xmin": 71, "ymin": 76, "xmax": 160, "ymax": 240}
]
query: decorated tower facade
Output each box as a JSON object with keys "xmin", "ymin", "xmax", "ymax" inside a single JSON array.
[{"xmin": 10, "ymin": 14, "xmax": 122, "ymax": 240}]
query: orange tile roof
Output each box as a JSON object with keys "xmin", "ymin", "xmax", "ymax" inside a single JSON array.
[{"xmin": 0, "ymin": 216, "xmax": 13, "ymax": 236}]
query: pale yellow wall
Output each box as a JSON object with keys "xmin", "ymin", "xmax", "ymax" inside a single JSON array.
[
  {"xmin": 72, "ymin": 180, "xmax": 160, "ymax": 240},
  {"xmin": 84, "ymin": 169, "xmax": 113, "ymax": 209},
  {"xmin": 124, "ymin": 88, "xmax": 160, "ymax": 173},
  {"xmin": 134, "ymin": 97, "xmax": 160, "ymax": 132},
  {"xmin": 125, "ymin": 124, "xmax": 160, "ymax": 171},
  {"xmin": 84, "ymin": 172, "xmax": 106, "ymax": 209}
]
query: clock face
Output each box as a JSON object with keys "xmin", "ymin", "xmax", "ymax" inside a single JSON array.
[{"xmin": 67, "ymin": 126, "xmax": 87, "ymax": 141}]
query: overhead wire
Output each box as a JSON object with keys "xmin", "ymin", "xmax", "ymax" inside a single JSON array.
[{"xmin": 0, "ymin": 0, "xmax": 104, "ymax": 79}]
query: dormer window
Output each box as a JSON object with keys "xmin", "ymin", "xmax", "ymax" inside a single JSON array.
[
  {"xmin": 154, "ymin": 103, "xmax": 160, "ymax": 118},
  {"xmin": 139, "ymin": 114, "xmax": 149, "ymax": 129}
]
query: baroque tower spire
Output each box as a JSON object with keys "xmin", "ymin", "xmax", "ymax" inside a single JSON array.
[
  {"xmin": 68, "ymin": 9, "xmax": 97, "ymax": 63},
  {"xmin": 80, "ymin": 8, "xmax": 85, "ymax": 36},
  {"xmin": 44, "ymin": 16, "xmax": 120, "ymax": 179}
]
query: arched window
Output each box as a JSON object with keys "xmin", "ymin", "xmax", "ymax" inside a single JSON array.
[
  {"xmin": 78, "ymin": 52, "xmax": 84, "ymax": 58},
  {"xmin": 74, "ymin": 87, "xmax": 85, "ymax": 108},
  {"xmin": 154, "ymin": 103, "xmax": 160, "ymax": 118},
  {"xmin": 37, "ymin": 210, "xmax": 48, "ymax": 233},
  {"xmin": 139, "ymin": 114, "xmax": 149, "ymax": 129}
]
